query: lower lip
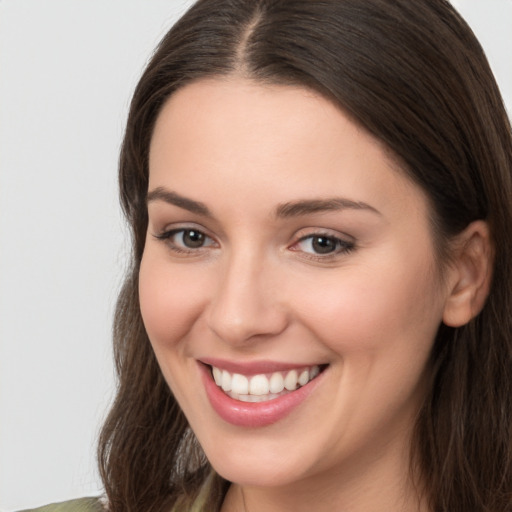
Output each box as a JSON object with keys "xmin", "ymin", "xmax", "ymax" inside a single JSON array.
[{"xmin": 199, "ymin": 363, "xmax": 326, "ymax": 428}]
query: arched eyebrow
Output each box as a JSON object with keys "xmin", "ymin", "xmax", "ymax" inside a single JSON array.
[
  {"xmin": 275, "ymin": 198, "xmax": 381, "ymax": 218},
  {"xmin": 147, "ymin": 187, "xmax": 380, "ymax": 219},
  {"xmin": 147, "ymin": 187, "xmax": 212, "ymax": 217}
]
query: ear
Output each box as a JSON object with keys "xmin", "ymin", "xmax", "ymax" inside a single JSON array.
[{"xmin": 442, "ymin": 220, "xmax": 493, "ymax": 327}]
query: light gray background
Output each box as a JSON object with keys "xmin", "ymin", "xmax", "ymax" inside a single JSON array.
[{"xmin": 0, "ymin": 1, "xmax": 510, "ymax": 510}]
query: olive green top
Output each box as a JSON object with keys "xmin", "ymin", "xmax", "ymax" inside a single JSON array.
[
  {"xmin": 20, "ymin": 497, "xmax": 104, "ymax": 512},
  {"xmin": 20, "ymin": 472, "xmax": 219, "ymax": 512},
  {"xmin": 20, "ymin": 492, "xmax": 211, "ymax": 512}
]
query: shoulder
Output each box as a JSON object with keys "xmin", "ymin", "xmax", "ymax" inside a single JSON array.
[{"xmin": 19, "ymin": 497, "xmax": 105, "ymax": 512}]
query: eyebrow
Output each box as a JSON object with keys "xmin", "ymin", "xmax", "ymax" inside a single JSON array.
[
  {"xmin": 275, "ymin": 198, "xmax": 380, "ymax": 218},
  {"xmin": 147, "ymin": 187, "xmax": 212, "ymax": 217},
  {"xmin": 146, "ymin": 187, "xmax": 380, "ymax": 219}
]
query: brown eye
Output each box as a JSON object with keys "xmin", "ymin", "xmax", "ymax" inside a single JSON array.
[
  {"xmin": 293, "ymin": 234, "xmax": 355, "ymax": 257},
  {"xmin": 181, "ymin": 229, "xmax": 206, "ymax": 248},
  {"xmin": 154, "ymin": 228, "xmax": 216, "ymax": 252},
  {"xmin": 311, "ymin": 236, "xmax": 337, "ymax": 254}
]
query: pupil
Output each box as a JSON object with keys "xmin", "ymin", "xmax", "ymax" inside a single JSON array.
[
  {"xmin": 183, "ymin": 230, "xmax": 204, "ymax": 248},
  {"xmin": 312, "ymin": 236, "xmax": 336, "ymax": 254}
]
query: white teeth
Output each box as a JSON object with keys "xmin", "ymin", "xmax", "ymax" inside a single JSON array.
[
  {"xmin": 298, "ymin": 369, "xmax": 309, "ymax": 386},
  {"xmin": 212, "ymin": 367, "xmax": 222, "ymax": 386},
  {"xmin": 231, "ymin": 373, "xmax": 249, "ymax": 395},
  {"xmin": 212, "ymin": 364, "xmax": 322, "ymax": 400},
  {"xmin": 284, "ymin": 369, "xmax": 298, "ymax": 391},
  {"xmin": 221, "ymin": 370, "xmax": 232, "ymax": 392},
  {"xmin": 269, "ymin": 372, "xmax": 285, "ymax": 394},
  {"xmin": 249, "ymin": 374, "xmax": 270, "ymax": 395}
]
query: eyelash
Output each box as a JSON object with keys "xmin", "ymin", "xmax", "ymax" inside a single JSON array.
[
  {"xmin": 291, "ymin": 233, "xmax": 355, "ymax": 260},
  {"xmin": 153, "ymin": 228, "xmax": 355, "ymax": 259},
  {"xmin": 153, "ymin": 228, "xmax": 217, "ymax": 254}
]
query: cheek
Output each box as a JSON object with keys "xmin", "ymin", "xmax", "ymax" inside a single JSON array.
[
  {"xmin": 290, "ymin": 254, "xmax": 443, "ymax": 359},
  {"xmin": 138, "ymin": 252, "xmax": 208, "ymax": 350}
]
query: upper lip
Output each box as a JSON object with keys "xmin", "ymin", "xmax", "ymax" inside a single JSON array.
[{"xmin": 199, "ymin": 357, "xmax": 325, "ymax": 376}]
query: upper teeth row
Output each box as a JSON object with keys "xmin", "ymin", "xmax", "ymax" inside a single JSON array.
[{"xmin": 212, "ymin": 365, "xmax": 320, "ymax": 396}]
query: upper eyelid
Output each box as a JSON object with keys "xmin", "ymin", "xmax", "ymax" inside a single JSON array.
[
  {"xmin": 290, "ymin": 235, "xmax": 356, "ymax": 263},
  {"xmin": 155, "ymin": 227, "xmax": 215, "ymax": 241},
  {"xmin": 292, "ymin": 233, "xmax": 355, "ymax": 248},
  {"xmin": 151, "ymin": 224, "xmax": 355, "ymax": 248},
  {"xmin": 298, "ymin": 231, "xmax": 349, "ymax": 240},
  {"xmin": 291, "ymin": 228, "xmax": 356, "ymax": 250},
  {"xmin": 153, "ymin": 228, "xmax": 218, "ymax": 255},
  {"xmin": 153, "ymin": 221, "xmax": 215, "ymax": 237},
  {"xmin": 293, "ymin": 227, "xmax": 355, "ymax": 243}
]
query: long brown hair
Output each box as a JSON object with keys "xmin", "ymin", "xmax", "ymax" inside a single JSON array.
[{"xmin": 98, "ymin": 1, "xmax": 512, "ymax": 510}]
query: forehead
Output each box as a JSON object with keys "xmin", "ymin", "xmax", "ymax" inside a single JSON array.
[{"xmin": 148, "ymin": 77, "xmax": 427, "ymax": 222}]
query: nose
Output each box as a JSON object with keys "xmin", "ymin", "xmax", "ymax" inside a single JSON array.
[{"xmin": 206, "ymin": 248, "xmax": 289, "ymax": 346}]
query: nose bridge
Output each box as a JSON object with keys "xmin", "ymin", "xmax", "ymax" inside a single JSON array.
[{"xmin": 207, "ymin": 244, "xmax": 287, "ymax": 345}]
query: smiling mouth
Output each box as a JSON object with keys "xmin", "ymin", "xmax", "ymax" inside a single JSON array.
[{"xmin": 210, "ymin": 365, "xmax": 325, "ymax": 403}]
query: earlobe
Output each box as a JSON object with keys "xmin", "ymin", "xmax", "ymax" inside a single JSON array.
[{"xmin": 442, "ymin": 220, "xmax": 494, "ymax": 327}]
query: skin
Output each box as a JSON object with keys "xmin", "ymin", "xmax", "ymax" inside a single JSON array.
[{"xmin": 139, "ymin": 78, "xmax": 471, "ymax": 511}]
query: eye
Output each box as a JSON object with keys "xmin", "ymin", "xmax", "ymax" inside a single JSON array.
[
  {"xmin": 292, "ymin": 234, "xmax": 355, "ymax": 256},
  {"xmin": 174, "ymin": 229, "xmax": 208, "ymax": 248},
  {"xmin": 154, "ymin": 228, "xmax": 216, "ymax": 252}
]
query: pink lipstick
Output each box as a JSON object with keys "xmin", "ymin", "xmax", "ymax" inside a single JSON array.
[{"xmin": 199, "ymin": 360, "xmax": 326, "ymax": 427}]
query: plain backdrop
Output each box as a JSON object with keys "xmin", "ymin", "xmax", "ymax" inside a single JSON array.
[{"xmin": 0, "ymin": 1, "xmax": 510, "ymax": 510}]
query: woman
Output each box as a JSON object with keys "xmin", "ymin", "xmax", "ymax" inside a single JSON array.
[{"xmin": 26, "ymin": 0, "xmax": 512, "ymax": 511}]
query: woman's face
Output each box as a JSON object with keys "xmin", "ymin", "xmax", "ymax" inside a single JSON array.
[{"xmin": 140, "ymin": 78, "xmax": 451, "ymax": 489}]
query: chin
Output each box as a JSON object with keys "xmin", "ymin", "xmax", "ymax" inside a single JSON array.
[
  {"xmin": 194, "ymin": 424, "xmax": 323, "ymax": 488},
  {"xmin": 209, "ymin": 451, "xmax": 307, "ymax": 488}
]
